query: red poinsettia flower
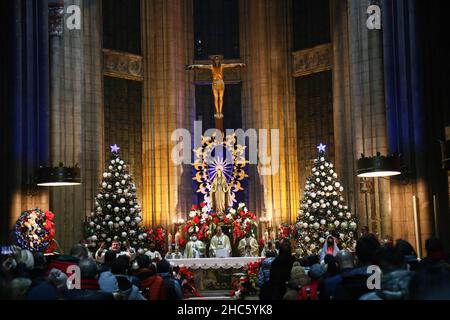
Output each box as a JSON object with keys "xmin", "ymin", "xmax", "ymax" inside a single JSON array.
[
  {"xmin": 213, "ymin": 217, "xmax": 219, "ymax": 224},
  {"xmin": 45, "ymin": 211, "xmax": 55, "ymax": 220},
  {"xmin": 191, "ymin": 204, "xmax": 198, "ymax": 211},
  {"xmin": 44, "ymin": 220, "xmax": 54, "ymax": 231},
  {"xmin": 49, "ymin": 229, "xmax": 55, "ymax": 237},
  {"xmin": 193, "ymin": 215, "xmax": 200, "ymax": 224},
  {"xmin": 223, "ymin": 217, "xmax": 229, "ymax": 224},
  {"xmin": 239, "ymin": 210, "xmax": 244, "ymax": 216},
  {"xmin": 200, "ymin": 202, "xmax": 206, "ymax": 208},
  {"xmin": 259, "ymin": 239, "xmax": 265, "ymax": 247},
  {"xmin": 210, "ymin": 212, "xmax": 216, "ymax": 217},
  {"xmin": 183, "ymin": 225, "xmax": 188, "ymax": 233}
]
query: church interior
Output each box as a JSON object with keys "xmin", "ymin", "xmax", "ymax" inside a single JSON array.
[{"xmin": 0, "ymin": 0, "xmax": 450, "ymax": 301}]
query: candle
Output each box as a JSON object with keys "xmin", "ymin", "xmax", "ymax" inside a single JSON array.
[
  {"xmin": 264, "ymin": 230, "xmax": 269, "ymax": 241},
  {"xmin": 168, "ymin": 232, "xmax": 172, "ymax": 246}
]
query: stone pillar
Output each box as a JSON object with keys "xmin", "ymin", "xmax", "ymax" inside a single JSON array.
[
  {"xmin": 240, "ymin": 0, "xmax": 299, "ymax": 226},
  {"xmin": 331, "ymin": 0, "xmax": 391, "ymax": 238},
  {"xmin": 49, "ymin": 0, "xmax": 104, "ymax": 252},
  {"xmin": 383, "ymin": 0, "xmax": 433, "ymax": 255},
  {"xmin": 141, "ymin": 0, "xmax": 195, "ymax": 227},
  {"xmin": 2, "ymin": 0, "xmax": 50, "ymax": 242}
]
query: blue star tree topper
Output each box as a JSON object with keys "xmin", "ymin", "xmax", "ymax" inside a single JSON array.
[
  {"xmin": 110, "ymin": 144, "xmax": 120, "ymax": 153},
  {"xmin": 317, "ymin": 143, "xmax": 327, "ymax": 153}
]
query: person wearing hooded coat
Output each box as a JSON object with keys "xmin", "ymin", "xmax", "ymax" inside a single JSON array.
[{"xmin": 320, "ymin": 236, "xmax": 340, "ymax": 263}]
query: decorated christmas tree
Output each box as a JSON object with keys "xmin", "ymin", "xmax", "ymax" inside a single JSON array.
[
  {"xmin": 86, "ymin": 144, "xmax": 148, "ymax": 251},
  {"xmin": 296, "ymin": 143, "xmax": 357, "ymax": 256}
]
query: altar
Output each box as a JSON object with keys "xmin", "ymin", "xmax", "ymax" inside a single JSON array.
[
  {"xmin": 169, "ymin": 257, "xmax": 262, "ymax": 269},
  {"xmin": 169, "ymin": 257, "xmax": 262, "ymax": 291}
]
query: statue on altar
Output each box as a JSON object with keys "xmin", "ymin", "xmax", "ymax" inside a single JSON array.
[
  {"xmin": 209, "ymin": 226, "xmax": 231, "ymax": 258},
  {"xmin": 210, "ymin": 168, "xmax": 231, "ymax": 215},
  {"xmin": 186, "ymin": 55, "xmax": 246, "ymax": 119},
  {"xmin": 185, "ymin": 235, "xmax": 206, "ymax": 259},
  {"xmin": 238, "ymin": 232, "xmax": 259, "ymax": 257}
]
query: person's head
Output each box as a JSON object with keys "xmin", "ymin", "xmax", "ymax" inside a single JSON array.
[
  {"xmin": 111, "ymin": 240, "xmax": 121, "ymax": 252},
  {"xmin": 265, "ymin": 249, "xmax": 277, "ymax": 258},
  {"xmin": 149, "ymin": 241, "xmax": 156, "ymax": 252},
  {"xmin": 409, "ymin": 263, "xmax": 450, "ymax": 299},
  {"xmin": 9, "ymin": 278, "xmax": 32, "ymax": 300},
  {"xmin": 361, "ymin": 226, "xmax": 369, "ymax": 236},
  {"xmin": 335, "ymin": 250, "xmax": 355, "ymax": 270},
  {"xmin": 395, "ymin": 239, "xmax": 417, "ymax": 258},
  {"xmin": 324, "ymin": 254, "xmax": 339, "ymax": 276},
  {"xmin": 212, "ymin": 55, "xmax": 221, "ymax": 67},
  {"xmin": 191, "ymin": 235, "xmax": 197, "ymax": 242},
  {"xmin": 104, "ymin": 250, "xmax": 117, "ymax": 264},
  {"xmin": 47, "ymin": 268, "xmax": 68, "ymax": 292},
  {"xmin": 356, "ymin": 235, "xmax": 380, "ymax": 265},
  {"xmin": 309, "ymin": 264, "xmax": 326, "ymax": 281},
  {"xmin": 327, "ymin": 236, "xmax": 335, "ymax": 246},
  {"xmin": 373, "ymin": 246, "xmax": 405, "ymax": 273},
  {"xmin": 69, "ymin": 244, "xmax": 89, "ymax": 260},
  {"xmin": 16, "ymin": 249, "xmax": 34, "ymax": 270},
  {"xmin": 136, "ymin": 254, "xmax": 151, "ymax": 270},
  {"xmin": 425, "ymin": 236, "xmax": 444, "ymax": 257},
  {"xmin": 156, "ymin": 259, "xmax": 171, "ymax": 274},
  {"xmin": 278, "ymin": 241, "xmax": 292, "ymax": 260},
  {"xmin": 245, "ymin": 232, "xmax": 251, "ymax": 239},
  {"xmin": 31, "ymin": 252, "xmax": 47, "ymax": 278},
  {"xmin": 216, "ymin": 226, "xmax": 222, "ymax": 236},
  {"xmin": 78, "ymin": 258, "xmax": 98, "ymax": 280},
  {"xmin": 110, "ymin": 255, "xmax": 130, "ymax": 275}
]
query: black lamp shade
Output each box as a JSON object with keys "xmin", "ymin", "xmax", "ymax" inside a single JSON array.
[
  {"xmin": 357, "ymin": 153, "xmax": 402, "ymax": 178},
  {"xmin": 37, "ymin": 163, "xmax": 81, "ymax": 186}
]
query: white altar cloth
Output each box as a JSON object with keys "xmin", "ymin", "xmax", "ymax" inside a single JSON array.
[{"xmin": 168, "ymin": 257, "xmax": 262, "ymax": 270}]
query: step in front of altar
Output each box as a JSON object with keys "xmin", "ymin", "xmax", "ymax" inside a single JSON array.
[{"xmin": 169, "ymin": 257, "xmax": 262, "ymax": 291}]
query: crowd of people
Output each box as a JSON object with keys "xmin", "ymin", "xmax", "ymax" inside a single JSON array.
[
  {"xmin": 258, "ymin": 234, "xmax": 450, "ymax": 300},
  {"xmin": 0, "ymin": 240, "xmax": 184, "ymax": 300},
  {"xmin": 1, "ymin": 233, "xmax": 450, "ymax": 300}
]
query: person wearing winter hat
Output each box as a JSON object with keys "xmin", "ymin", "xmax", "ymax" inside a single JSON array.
[
  {"xmin": 47, "ymin": 268, "xmax": 68, "ymax": 298},
  {"xmin": 320, "ymin": 236, "xmax": 340, "ymax": 263},
  {"xmin": 359, "ymin": 246, "xmax": 414, "ymax": 300},
  {"xmin": 16, "ymin": 249, "xmax": 34, "ymax": 270},
  {"xmin": 136, "ymin": 255, "xmax": 164, "ymax": 300},
  {"xmin": 283, "ymin": 262, "xmax": 311, "ymax": 300},
  {"xmin": 157, "ymin": 259, "xmax": 183, "ymax": 300},
  {"xmin": 298, "ymin": 264, "xmax": 326, "ymax": 300}
]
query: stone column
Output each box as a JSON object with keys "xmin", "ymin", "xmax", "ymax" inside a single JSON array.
[
  {"xmin": 49, "ymin": 0, "xmax": 104, "ymax": 252},
  {"xmin": 141, "ymin": 0, "xmax": 195, "ymax": 227},
  {"xmin": 382, "ymin": 0, "xmax": 433, "ymax": 254},
  {"xmin": 331, "ymin": 0, "xmax": 391, "ymax": 238},
  {"xmin": 240, "ymin": 0, "xmax": 299, "ymax": 226}
]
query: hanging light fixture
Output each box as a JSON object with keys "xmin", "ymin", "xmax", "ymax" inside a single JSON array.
[
  {"xmin": 36, "ymin": 163, "xmax": 81, "ymax": 186},
  {"xmin": 357, "ymin": 152, "xmax": 402, "ymax": 178}
]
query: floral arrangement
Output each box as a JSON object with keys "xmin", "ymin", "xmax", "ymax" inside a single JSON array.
[
  {"xmin": 184, "ymin": 202, "xmax": 257, "ymax": 243},
  {"xmin": 244, "ymin": 261, "xmax": 260, "ymax": 291},
  {"xmin": 15, "ymin": 208, "xmax": 56, "ymax": 253},
  {"xmin": 228, "ymin": 203, "xmax": 258, "ymax": 243},
  {"xmin": 230, "ymin": 261, "xmax": 261, "ymax": 299},
  {"xmin": 184, "ymin": 203, "xmax": 212, "ymax": 240},
  {"xmin": 277, "ymin": 224, "xmax": 298, "ymax": 241},
  {"xmin": 145, "ymin": 227, "xmax": 166, "ymax": 254},
  {"xmin": 173, "ymin": 266, "xmax": 202, "ymax": 298}
]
